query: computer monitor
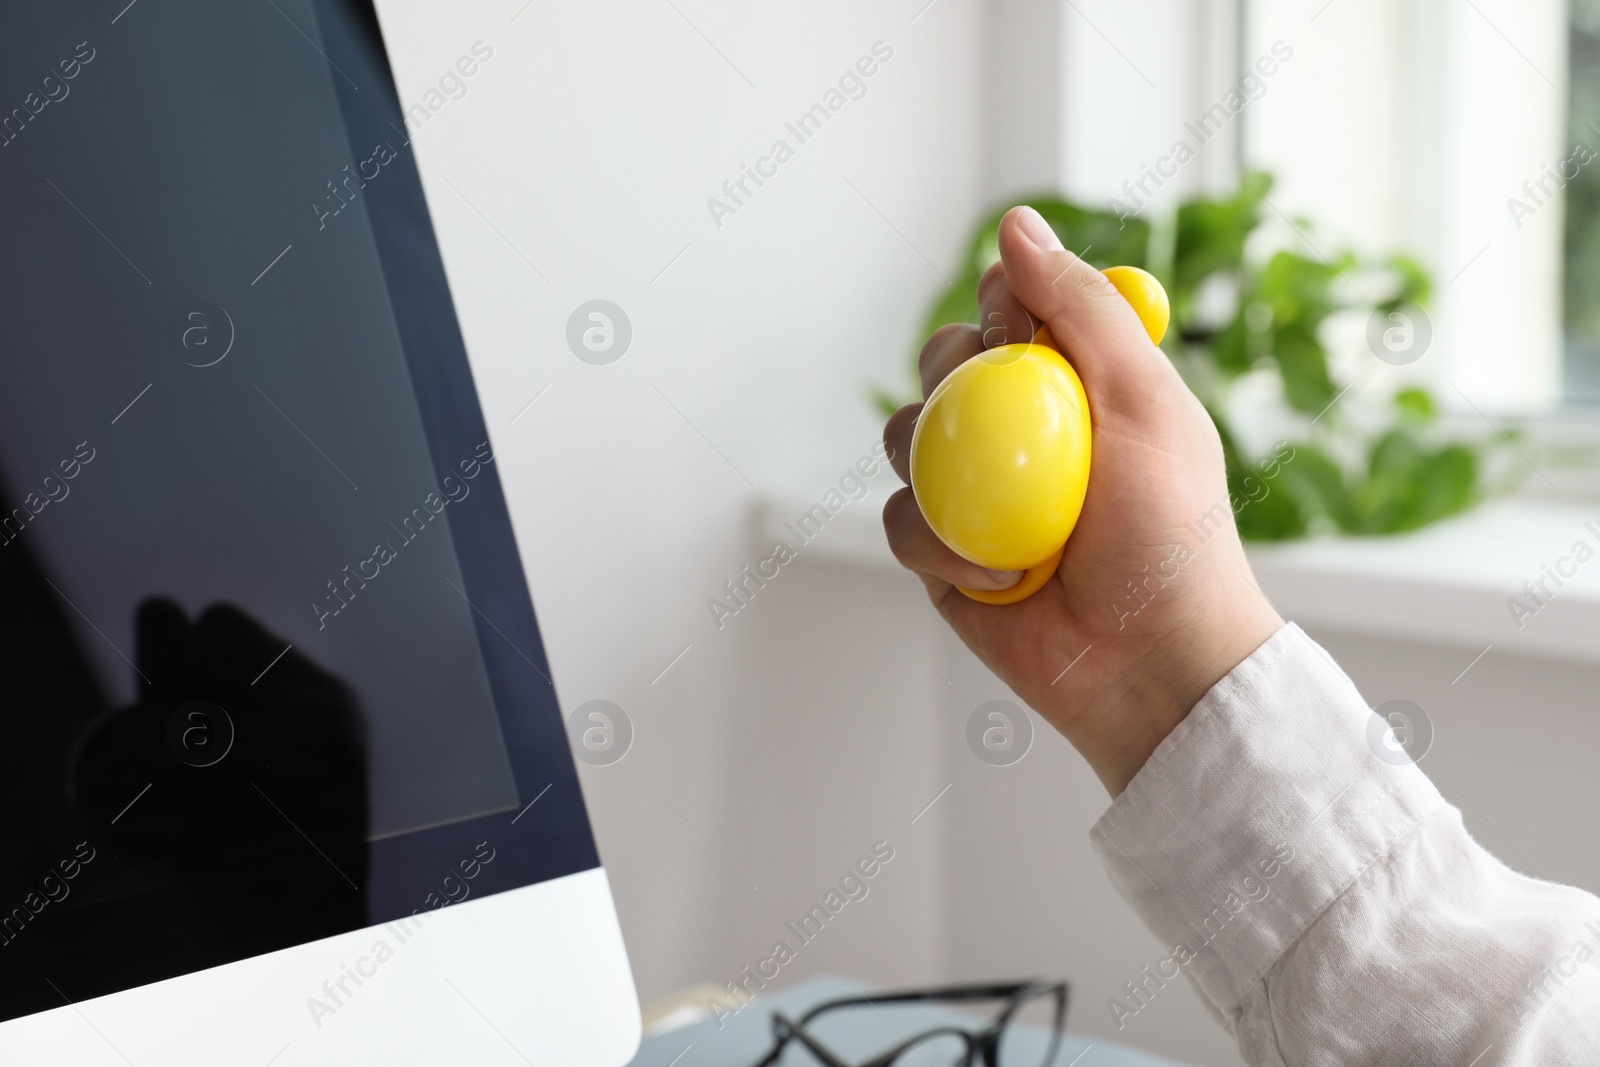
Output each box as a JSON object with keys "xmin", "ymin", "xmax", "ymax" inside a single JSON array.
[{"xmin": 0, "ymin": 1, "xmax": 638, "ymax": 1062}]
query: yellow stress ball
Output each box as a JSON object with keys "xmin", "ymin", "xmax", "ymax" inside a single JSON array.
[
  {"xmin": 1101, "ymin": 265, "xmax": 1169, "ymax": 347},
  {"xmin": 910, "ymin": 266, "xmax": 1167, "ymax": 605}
]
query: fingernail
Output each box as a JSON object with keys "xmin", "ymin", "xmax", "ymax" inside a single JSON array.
[
  {"xmin": 1016, "ymin": 206, "xmax": 1064, "ymax": 252},
  {"xmin": 982, "ymin": 568, "xmax": 1024, "ymax": 589}
]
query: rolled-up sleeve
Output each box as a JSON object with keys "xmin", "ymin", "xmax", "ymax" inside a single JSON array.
[{"xmin": 1091, "ymin": 623, "xmax": 1600, "ymax": 1066}]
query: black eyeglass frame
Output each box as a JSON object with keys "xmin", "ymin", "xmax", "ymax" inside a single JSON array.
[{"xmin": 750, "ymin": 979, "xmax": 1069, "ymax": 1067}]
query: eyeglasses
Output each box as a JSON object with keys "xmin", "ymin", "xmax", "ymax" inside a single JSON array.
[{"xmin": 749, "ymin": 979, "xmax": 1068, "ymax": 1067}]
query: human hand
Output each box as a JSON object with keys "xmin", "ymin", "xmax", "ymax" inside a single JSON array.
[{"xmin": 882, "ymin": 206, "xmax": 1283, "ymax": 795}]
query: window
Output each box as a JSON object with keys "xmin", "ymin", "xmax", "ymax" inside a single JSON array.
[{"xmin": 1566, "ymin": 0, "xmax": 1600, "ymax": 401}]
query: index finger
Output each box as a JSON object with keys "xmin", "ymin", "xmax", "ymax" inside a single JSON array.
[
  {"xmin": 976, "ymin": 260, "xmax": 1038, "ymax": 349},
  {"xmin": 917, "ymin": 322, "xmax": 984, "ymax": 399}
]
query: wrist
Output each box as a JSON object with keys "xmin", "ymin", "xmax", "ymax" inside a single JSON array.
[{"xmin": 1083, "ymin": 603, "xmax": 1283, "ymax": 796}]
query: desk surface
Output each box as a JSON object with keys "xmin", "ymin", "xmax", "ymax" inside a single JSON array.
[{"xmin": 628, "ymin": 976, "xmax": 1194, "ymax": 1066}]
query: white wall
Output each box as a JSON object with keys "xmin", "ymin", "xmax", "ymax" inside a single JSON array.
[{"xmin": 376, "ymin": 0, "xmax": 988, "ymax": 1014}]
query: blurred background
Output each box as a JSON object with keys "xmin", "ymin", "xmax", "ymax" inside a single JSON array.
[{"xmin": 381, "ymin": 1, "xmax": 1600, "ymax": 1063}]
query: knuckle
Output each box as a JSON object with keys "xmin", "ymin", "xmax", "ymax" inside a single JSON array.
[
  {"xmin": 1070, "ymin": 260, "xmax": 1118, "ymax": 301},
  {"xmin": 1049, "ymin": 254, "xmax": 1085, "ymax": 289},
  {"xmin": 884, "ymin": 402, "xmax": 920, "ymax": 438},
  {"xmin": 981, "ymin": 307, "xmax": 1035, "ymax": 347},
  {"xmin": 1035, "ymin": 254, "xmax": 1119, "ymax": 324},
  {"xmin": 881, "ymin": 492, "xmax": 922, "ymax": 570},
  {"xmin": 918, "ymin": 323, "xmax": 976, "ymax": 374},
  {"xmin": 883, "ymin": 415, "xmax": 921, "ymax": 467},
  {"xmin": 885, "ymin": 484, "xmax": 917, "ymax": 513},
  {"xmin": 977, "ymin": 260, "xmax": 1008, "ymax": 295}
]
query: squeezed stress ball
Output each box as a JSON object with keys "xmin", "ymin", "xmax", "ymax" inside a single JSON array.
[{"xmin": 909, "ymin": 266, "xmax": 1169, "ymax": 605}]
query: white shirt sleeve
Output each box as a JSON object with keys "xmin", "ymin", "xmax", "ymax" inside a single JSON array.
[{"xmin": 1090, "ymin": 623, "xmax": 1600, "ymax": 1066}]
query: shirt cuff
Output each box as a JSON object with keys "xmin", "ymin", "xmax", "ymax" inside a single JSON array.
[{"xmin": 1089, "ymin": 622, "xmax": 1450, "ymax": 1015}]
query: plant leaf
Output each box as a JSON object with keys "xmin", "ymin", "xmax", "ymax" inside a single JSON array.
[
  {"xmin": 1271, "ymin": 327, "xmax": 1336, "ymax": 415},
  {"xmin": 1394, "ymin": 387, "xmax": 1435, "ymax": 423},
  {"xmin": 1173, "ymin": 174, "xmax": 1271, "ymax": 296}
]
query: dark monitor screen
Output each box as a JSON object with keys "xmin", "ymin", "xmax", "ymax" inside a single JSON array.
[{"xmin": 0, "ymin": 0, "xmax": 595, "ymax": 1023}]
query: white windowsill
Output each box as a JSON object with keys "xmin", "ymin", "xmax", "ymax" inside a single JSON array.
[{"xmin": 752, "ymin": 494, "xmax": 1600, "ymax": 666}]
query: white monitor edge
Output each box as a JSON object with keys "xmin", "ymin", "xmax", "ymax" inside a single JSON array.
[{"xmin": 0, "ymin": 865, "xmax": 640, "ymax": 1066}]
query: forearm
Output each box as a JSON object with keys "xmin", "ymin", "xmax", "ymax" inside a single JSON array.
[{"xmin": 1092, "ymin": 624, "xmax": 1600, "ymax": 1065}]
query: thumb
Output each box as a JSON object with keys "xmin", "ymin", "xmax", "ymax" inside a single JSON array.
[{"xmin": 996, "ymin": 206, "xmax": 1176, "ymax": 404}]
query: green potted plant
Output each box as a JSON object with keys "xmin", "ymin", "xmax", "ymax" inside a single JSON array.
[{"xmin": 877, "ymin": 174, "xmax": 1514, "ymax": 540}]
